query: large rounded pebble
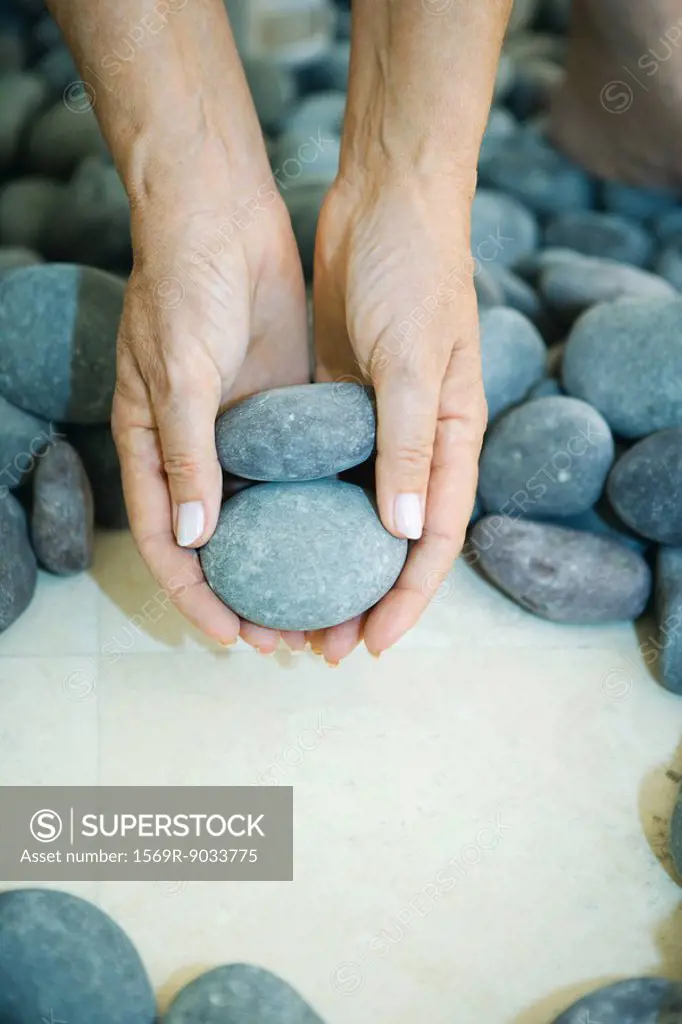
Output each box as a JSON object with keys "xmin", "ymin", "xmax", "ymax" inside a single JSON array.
[
  {"xmin": 0, "ymin": 263, "xmax": 123, "ymax": 422},
  {"xmin": 602, "ymin": 180, "xmax": 679, "ymax": 222},
  {"xmin": 479, "ymin": 140, "xmax": 595, "ymax": 216},
  {"xmin": 540, "ymin": 254, "xmax": 676, "ymax": 321},
  {"xmin": 470, "ymin": 516, "xmax": 651, "ymax": 623},
  {"xmin": 26, "ymin": 103, "xmax": 108, "ymax": 177},
  {"xmin": 0, "ymin": 888, "xmax": 156, "ymax": 1023},
  {"xmin": 489, "ymin": 265, "xmax": 542, "ymax": 320},
  {"xmin": 0, "ymin": 492, "xmax": 37, "ymax": 632},
  {"xmin": 479, "ymin": 307, "xmax": 546, "ymax": 420},
  {"xmin": 544, "ymin": 210, "xmax": 653, "ymax": 267},
  {"xmin": 164, "ymin": 964, "xmax": 323, "ymax": 1024},
  {"xmin": 0, "ymin": 71, "xmax": 47, "ymax": 171},
  {"xmin": 216, "ymin": 383, "xmax": 375, "ymax": 481},
  {"xmin": 550, "ymin": 978, "xmax": 682, "ymax": 1023},
  {"xmin": 0, "ymin": 176, "xmax": 63, "ymax": 250},
  {"xmin": 562, "ymin": 298, "xmax": 682, "ymax": 437},
  {"xmin": 31, "ymin": 438, "xmax": 94, "ymax": 574},
  {"xmin": 655, "ymin": 547, "xmax": 682, "ymax": 695},
  {"xmin": 607, "ymin": 428, "xmax": 682, "ymax": 544},
  {"xmin": 656, "ymin": 245, "xmax": 682, "ymax": 291},
  {"xmin": 282, "ymin": 91, "xmax": 346, "ymax": 138},
  {"xmin": 0, "ymin": 393, "xmax": 53, "ymax": 488},
  {"xmin": 479, "ymin": 396, "xmax": 614, "ymax": 517},
  {"xmin": 44, "ymin": 155, "xmax": 131, "ymax": 269},
  {"xmin": 471, "ymin": 189, "xmax": 539, "ymax": 267},
  {"xmin": 200, "ymin": 480, "xmax": 407, "ymax": 631},
  {"xmin": 242, "ymin": 56, "xmax": 297, "ymax": 132},
  {"xmin": 507, "ymin": 59, "xmax": 564, "ymax": 121},
  {"xmin": 0, "ymin": 245, "xmax": 42, "ymax": 271},
  {"xmin": 67, "ymin": 424, "xmax": 127, "ymax": 528},
  {"xmin": 553, "ymin": 499, "xmax": 648, "ymax": 554}
]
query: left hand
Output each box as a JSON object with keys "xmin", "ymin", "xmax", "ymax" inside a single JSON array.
[{"xmin": 309, "ymin": 173, "xmax": 488, "ymax": 664}]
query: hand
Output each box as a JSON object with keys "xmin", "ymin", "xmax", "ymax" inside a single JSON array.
[
  {"xmin": 311, "ymin": 174, "xmax": 487, "ymax": 663},
  {"xmin": 112, "ymin": 151, "xmax": 310, "ymax": 654}
]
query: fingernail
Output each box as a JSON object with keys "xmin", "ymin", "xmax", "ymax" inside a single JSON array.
[
  {"xmin": 176, "ymin": 501, "xmax": 205, "ymax": 547},
  {"xmin": 394, "ymin": 493, "xmax": 423, "ymax": 540}
]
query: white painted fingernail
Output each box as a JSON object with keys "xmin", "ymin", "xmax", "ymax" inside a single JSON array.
[
  {"xmin": 176, "ymin": 501, "xmax": 205, "ymax": 547},
  {"xmin": 394, "ymin": 493, "xmax": 423, "ymax": 540}
]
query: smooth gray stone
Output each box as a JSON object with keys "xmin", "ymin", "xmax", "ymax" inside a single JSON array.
[
  {"xmin": 479, "ymin": 107, "xmax": 518, "ymax": 161},
  {"xmin": 0, "ymin": 245, "xmax": 43, "ymax": 271},
  {"xmin": 0, "ymin": 393, "xmax": 53, "ymax": 488},
  {"xmin": 479, "ymin": 307, "xmax": 546, "ymax": 421},
  {"xmin": 216, "ymin": 383, "xmax": 375, "ymax": 481},
  {"xmin": 44, "ymin": 155, "xmax": 131, "ymax": 269},
  {"xmin": 0, "ymin": 263, "xmax": 123, "ymax": 422},
  {"xmin": 602, "ymin": 180, "xmax": 679, "ymax": 222},
  {"xmin": 0, "ymin": 176, "xmax": 63, "ymax": 250},
  {"xmin": 164, "ymin": 964, "xmax": 323, "ymax": 1024},
  {"xmin": 242, "ymin": 56, "xmax": 297, "ymax": 132},
  {"xmin": 0, "ymin": 71, "xmax": 47, "ymax": 171},
  {"xmin": 562, "ymin": 297, "xmax": 682, "ymax": 437},
  {"xmin": 479, "ymin": 139, "xmax": 595, "ymax": 216},
  {"xmin": 200, "ymin": 480, "xmax": 407, "ymax": 631},
  {"xmin": 67, "ymin": 424, "xmax": 127, "ymax": 529},
  {"xmin": 655, "ymin": 547, "xmax": 682, "ymax": 695},
  {"xmin": 31, "ymin": 438, "xmax": 94, "ymax": 574},
  {"xmin": 475, "ymin": 263, "xmax": 505, "ymax": 307},
  {"xmin": 544, "ymin": 211, "xmax": 653, "ymax": 267},
  {"xmin": 656, "ymin": 245, "xmax": 682, "ymax": 291},
  {"xmin": 540, "ymin": 254, "xmax": 676, "ymax": 322},
  {"xmin": 0, "ymin": 492, "xmax": 37, "ymax": 632},
  {"xmin": 36, "ymin": 45, "xmax": 79, "ymax": 96},
  {"xmin": 507, "ymin": 59, "xmax": 564, "ymax": 121},
  {"xmin": 554, "ymin": 500, "xmax": 649, "ymax": 554},
  {"xmin": 653, "ymin": 206, "xmax": 682, "ymax": 247},
  {"xmin": 607, "ymin": 428, "xmax": 682, "ymax": 545},
  {"xmin": 528, "ymin": 377, "xmax": 563, "ymax": 399},
  {"xmin": 282, "ymin": 91, "xmax": 346, "ymax": 138},
  {"xmin": 27, "ymin": 102, "xmax": 108, "ymax": 177},
  {"xmin": 550, "ymin": 978, "xmax": 682, "ymax": 1024},
  {"xmin": 471, "ymin": 516, "xmax": 651, "ymax": 623},
  {"xmin": 513, "ymin": 246, "xmax": 585, "ymax": 285},
  {"xmin": 0, "ymin": 888, "xmax": 156, "ymax": 1024},
  {"xmin": 271, "ymin": 130, "xmax": 340, "ymax": 185},
  {"xmin": 489, "ymin": 265, "xmax": 542, "ymax": 320},
  {"xmin": 33, "ymin": 11, "xmax": 62, "ymax": 52},
  {"xmin": 471, "ymin": 189, "xmax": 539, "ymax": 267},
  {"xmin": 283, "ymin": 180, "xmax": 330, "ymax": 279},
  {"xmin": 479, "ymin": 396, "xmax": 614, "ymax": 517}
]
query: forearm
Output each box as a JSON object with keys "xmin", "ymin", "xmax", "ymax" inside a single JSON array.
[
  {"xmin": 45, "ymin": 0, "xmax": 270, "ymax": 205},
  {"xmin": 342, "ymin": 0, "xmax": 512, "ymax": 186}
]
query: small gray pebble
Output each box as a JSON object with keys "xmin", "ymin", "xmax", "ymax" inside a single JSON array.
[
  {"xmin": 67, "ymin": 424, "xmax": 127, "ymax": 529},
  {"xmin": 544, "ymin": 211, "xmax": 653, "ymax": 267},
  {"xmin": 215, "ymin": 383, "xmax": 375, "ymax": 481},
  {"xmin": 164, "ymin": 964, "xmax": 323, "ymax": 1024},
  {"xmin": 507, "ymin": 59, "xmax": 564, "ymax": 121},
  {"xmin": 242, "ymin": 56, "xmax": 297, "ymax": 132},
  {"xmin": 479, "ymin": 140, "xmax": 595, "ymax": 216},
  {"xmin": 0, "ymin": 491, "xmax": 37, "ymax": 632},
  {"xmin": 0, "ymin": 263, "xmax": 123, "ymax": 422},
  {"xmin": 562, "ymin": 298, "xmax": 682, "ymax": 437},
  {"xmin": 0, "ymin": 246, "xmax": 43, "ymax": 271},
  {"xmin": 550, "ymin": 978, "xmax": 682, "ymax": 1024},
  {"xmin": 0, "ymin": 393, "xmax": 54, "ymax": 488},
  {"xmin": 296, "ymin": 40, "xmax": 350, "ymax": 94},
  {"xmin": 470, "ymin": 516, "xmax": 651, "ymax": 623},
  {"xmin": 0, "ymin": 71, "xmax": 47, "ymax": 171},
  {"xmin": 0, "ymin": 176, "xmax": 64, "ymax": 250},
  {"xmin": 0, "ymin": 888, "xmax": 156, "ymax": 1024},
  {"xmin": 479, "ymin": 396, "xmax": 614, "ymax": 517},
  {"xmin": 479, "ymin": 107, "xmax": 518, "ymax": 161},
  {"xmin": 607, "ymin": 428, "xmax": 682, "ymax": 545},
  {"xmin": 655, "ymin": 245, "xmax": 682, "ymax": 291},
  {"xmin": 475, "ymin": 263, "xmax": 505, "ymax": 307},
  {"xmin": 32, "ymin": 12, "xmax": 62, "ymax": 52},
  {"xmin": 655, "ymin": 546, "xmax": 682, "ymax": 695},
  {"xmin": 602, "ymin": 180, "xmax": 679, "ymax": 222},
  {"xmin": 27, "ymin": 102, "xmax": 108, "ymax": 178},
  {"xmin": 35, "ymin": 45, "xmax": 79, "ymax": 96},
  {"xmin": 200, "ymin": 480, "xmax": 407, "ymax": 631},
  {"xmin": 281, "ymin": 91, "xmax": 345, "ymax": 138},
  {"xmin": 540, "ymin": 254, "xmax": 676, "ymax": 322},
  {"xmin": 480, "ymin": 307, "xmax": 546, "ymax": 421},
  {"xmin": 471, "ymin": 189, "xmax": 539, "ymax": 267},
  {"xmin": 489, "ymin": 265, "xmax": 542, "ymax": 320},
  {"xmin": 31, "ymin": 438, "xmax": 94, "ymax": 574}
]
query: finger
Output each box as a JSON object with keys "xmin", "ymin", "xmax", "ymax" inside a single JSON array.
[
  {"xmin": 150, "ymin": 362, "xmax": 223, "ymax": 549},
  {"xmin": 240, "ymin": 621, "xmax": 282, "ymax": 656},
  {"xmin": 372, "ymin": 352, "xmax": 443, "ymax": 542},
  {"xmin": 113, "ymin": 403, "xmax": 241, "ymax": 646},
  {"xmin": 280, "ymin": 630, "xmax": 307, "ymax": 653},
  {"xmin": 322, "ymin": 615, "xmax": 365, "ymax": 666}
]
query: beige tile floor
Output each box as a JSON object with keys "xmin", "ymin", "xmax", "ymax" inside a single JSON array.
[{"xmin": 2, "ymin": 528, "xmax": 682, "ymax": 1023}]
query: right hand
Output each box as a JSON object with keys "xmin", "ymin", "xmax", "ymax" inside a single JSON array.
[{"xmin": 112, "ymin": 149, "xmax": 310, "ymax": 654}]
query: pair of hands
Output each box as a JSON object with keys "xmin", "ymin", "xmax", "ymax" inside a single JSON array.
[{"xmin": 112, "ymin": 148, "xmax": 487, "ymax": 663}]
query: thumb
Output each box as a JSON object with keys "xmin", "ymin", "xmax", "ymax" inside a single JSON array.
[
  {"xmin": 152, "ymin": 376, "xmax": 223, "ymax": 549},
  {"xmin": 372, "ymin": 353, "xmax": 441, "ymax": 541}
]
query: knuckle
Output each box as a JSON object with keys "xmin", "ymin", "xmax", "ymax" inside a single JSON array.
[
  {"xmin": 392, "ymin": 440, "xmax": 434, "ymax": 471},
  {"xmin": 162, "ymin": 452, "xmax": 205, "ymax": 482}
]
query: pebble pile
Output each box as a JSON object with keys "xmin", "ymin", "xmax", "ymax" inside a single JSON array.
[{"xmin": 1, "ymin": 0, "xmax": 682, "ymax": 1019}]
